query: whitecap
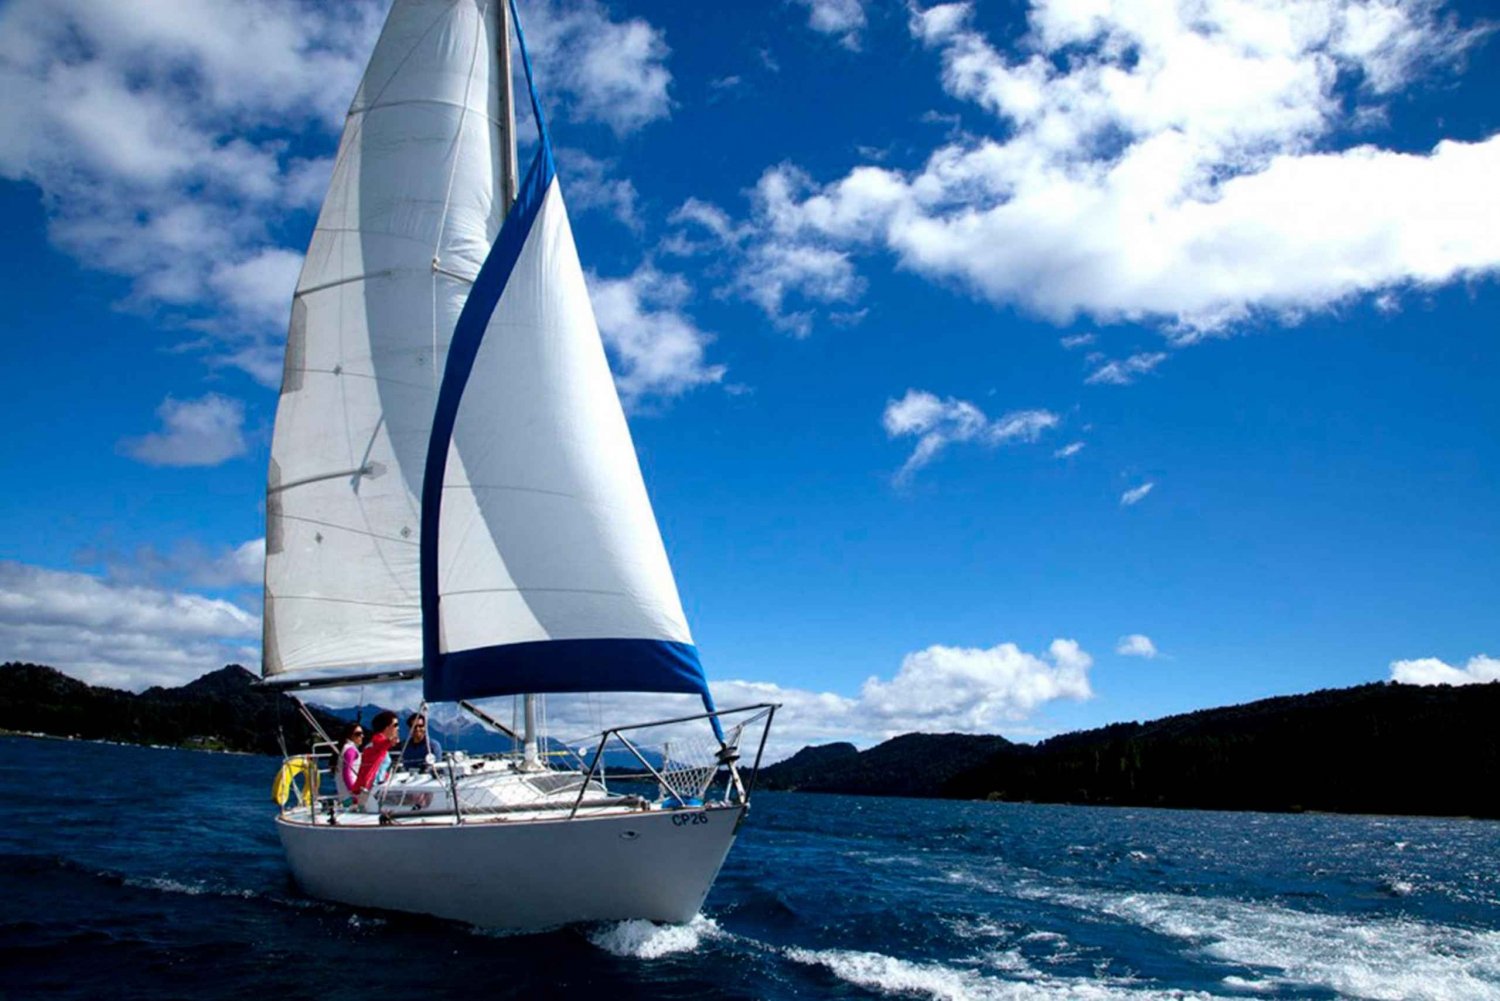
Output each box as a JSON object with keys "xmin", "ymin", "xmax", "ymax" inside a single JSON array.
[
  {"xmin": 1220, "ymin": 975, "xmax": 1275, "ymax": 993},
  {"xmin": 945, "ymin": 916, "xmax": 1014, "ymax": 941},
  {"xmin": 136, "ymin": 876, "xmax": 208, "ymax": 896},
  {"xmin": 588, "ymin": 914, "xmax": 719, "ymax": 959},
  {"xmin": 1023, "ymin": 885, "xmax": 1500, "ymax": 1000},
  {"xmin": 125, "ymin": 874, "xmax": 261, "ymax": 902},
  {"xmin": 784, "ymin": 946, "xmax": 995, "ymax": 1000},
  {"xmin": 783, "ymin": 945, "xmax": 1212, "ymax": 1000}
]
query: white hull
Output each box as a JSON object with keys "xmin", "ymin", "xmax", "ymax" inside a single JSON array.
[{"xmin": 276, "ymin": 803, "xmax": 745, "ymax": 929}]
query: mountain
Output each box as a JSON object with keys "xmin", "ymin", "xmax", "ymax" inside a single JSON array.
[
  {"xmin": 764, "ymin": 682, "xmax": 1500, "ymax": 819},
  {"xmin": 313, "ymin": 702, "xmax": 661, "ymax": 770},
  {"xmin": 10, "ymin": 662, "xmax": 1495, "ymax": 818},
  {"xmin": 760, "ymin": 734, "xmax": 1011, "ymax": 797},
  {"xmin": 0, "ymin": 662, "xmax": 342, "ymax": 755},
  {"xmin": 944, "ymin": 681, "xmax": 1500, "ymax": 817}
]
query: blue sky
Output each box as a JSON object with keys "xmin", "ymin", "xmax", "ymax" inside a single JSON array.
[{"xmin": 0, "ymin": 0, "xmax": 1496, "ymax": 753}]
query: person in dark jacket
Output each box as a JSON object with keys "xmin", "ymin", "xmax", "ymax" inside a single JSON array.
[{"xmin": 400, "ymin": 711, "xmax": 443, "ymax": 769}]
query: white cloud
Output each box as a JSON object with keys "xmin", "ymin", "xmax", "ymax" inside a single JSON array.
[
  {"xmin": 0, "ymin": 0, "xmax": 384, "ymax": 380},
  {"xmin": 1120, "ymin": 481, "xmax": 1155, "ymax": 506},
  {"xmin": 1116, "ymin": 633, "xmax": 1158, "ymax": 658},
  {"xmin": 85, "ymin": 538, "xmax": 266, "ymax": 591},
  {"xmin": 0, "ymin": 561, "xmax": 259, "ymax": 690},
  {"xmin": 883, "ymin": 389, "xmax": 1059, "ymax": 482},
  {"xmin": 741, "ymin": 241, "xmax": 865, "ymax": 338},
  {"xmin": 1390, "ymin": 653, "xmax": 1500, "ymax": 686},
  {"xmin": 118, "ymin": 394, "xmax": 248, "ymax": 468},
  {"xmin": 666, "ymin": 173, "xmax": 866, "ymax": 335},
  {"xmin": 225, "ymin": 538, "xmax": 266, "ymax": 588},
  {"xmin": 587, "ymin": 266, "xmax": 727, "ymax": 409},
  {"xmin": 524, "ymin": 0, "xmax": 673, "ymax": 136},
  {"xmin": 559, "ymin": 149, "xmax": 640, "ymax": 229},
  {"xmin": 861, "ymin": 639, "xmax": 1094, "ymax": 729},
  {"xmin": 1086, "ymin": 352, "xmax": 1169, "ymax": 386},
  {"xmin": 207, "ymin": 248, "xmax": 305, "ymax": 329},
  {"xmin": 702, "ymin": 0, "xmax": 1496, "ymax": 339},
  {"xmin": 1060, "ymin": 333, "xmax": 1096, "ymax": 350},
  {"xmin": 794, "ymin": 0, "xmax": 868, "ymax": 50},
  {"xmin": 0, "ymin": 0, "xmax": 676, "ymax": 385},
  {"xmin": 471, "ymin": 637, "xmax": 1094, "ymax": 759},
  {"xmin": 1054, "ymin": 441, "xmax": 1085, "ymax": 458}
]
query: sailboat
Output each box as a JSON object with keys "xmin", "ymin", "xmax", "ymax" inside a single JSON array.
[{"xmin": 262, "ymin": 0, "xmax": 773, "ymax": 930}]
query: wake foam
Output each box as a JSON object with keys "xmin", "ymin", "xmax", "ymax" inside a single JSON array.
[
  {"xmin": 1028, "ymin": 886, "xmax": 1500, "ymax": 1000},
  {"xmin": 123, "ymin": 875, "xmax": 255, "ymax": 901},
  {"xmin": 783, "ymin": 946, "xmax": 1212, "ymax": 1000},
  {"xmin": 588, "ymin": 914, "xmax": 720, "ymax": 959}
]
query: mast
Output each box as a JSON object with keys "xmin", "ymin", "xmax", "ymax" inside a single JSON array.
[
  {"xmin": 494, "ymin": 0, "xmax": 542, "ymax": 772},
  {"xmin": 497, "ymin": 0, "xmax": 518, "ymax": 217}
]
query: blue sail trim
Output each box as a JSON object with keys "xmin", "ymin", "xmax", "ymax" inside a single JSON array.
[
  {"xmin": 425, "ymin": 638, "xmax": 709, "ymax": 703},
  {"xmin": 419, "ymin": 0, "xmax": 718, "ymax": 724}
]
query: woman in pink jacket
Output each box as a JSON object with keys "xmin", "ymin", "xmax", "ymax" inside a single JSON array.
[{"xmin": 334, "ymin": 722, "xmax": 364, "ymax": 800}]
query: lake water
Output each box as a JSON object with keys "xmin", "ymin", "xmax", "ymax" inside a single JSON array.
[{"xmin": 3, "ymin": 735, "xmax": 1498, "ymax": 999}]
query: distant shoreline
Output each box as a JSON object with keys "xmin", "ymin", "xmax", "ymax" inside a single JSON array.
[
  {"xmin": 0, "ymin": 729, "xmax": 266, "ymax": 757},
  {"xmin": 758, "ymin": 681, "xmax": 1500, "ymax": 821},
  {"xmin": 6, "ymin": 663, "xmax": 1498, "ymax": 821}
]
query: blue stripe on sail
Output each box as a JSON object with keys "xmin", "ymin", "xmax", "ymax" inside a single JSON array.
[{"xmin": 424, "ymin": 638, "xmax": 711, "ymax": 704}]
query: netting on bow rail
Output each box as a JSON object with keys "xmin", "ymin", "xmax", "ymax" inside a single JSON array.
[{"xmin": 658, "ymin": 731, "xmax": 722, "ymax": 803}]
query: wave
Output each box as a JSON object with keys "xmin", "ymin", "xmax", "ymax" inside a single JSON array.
[
  {"xmin": 588, "ymin": 914, "xmax": 722, "ymax": 959},
  {"xmin": 783, "ymin": 945, "xmax": 1213, "ymax": 1000},
  {"xmin": 0, "ymin": 851, "xmax": 343, "ymax": 918},
  {"xmin": 1023, "ymin": 884, "xmax": 1500, "ymax": 1000}
]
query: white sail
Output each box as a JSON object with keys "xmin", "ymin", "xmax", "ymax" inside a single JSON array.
[
  {"xmin": 264, "ymin": 0, "xmax": 509, "ymax": 678},
  {"xmin": 434, "ymin": 177, "xmax": 694, "ymax": 660}
]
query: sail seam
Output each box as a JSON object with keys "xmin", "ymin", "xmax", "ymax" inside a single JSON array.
[
  {"xmin": 440, "ymin": 587, "xmax": 633, "ymax": 598},
  {"xmin": 348, "ymin": 98, "xmax": 508, "ymax": 132},
  {"xmin": 278, "ymin": 514, "xmax": 418, "ymax": 545},
  {"xmin": 268, "ymin": 596, "xmax": 418, "ymax": 609},
  {"xmin": 442, "ymin": 483, "xmax": 575, "ymax": 499},
  {"xmin": 283, "ymin": 370, "xmax": 450, "ymax": 392}
]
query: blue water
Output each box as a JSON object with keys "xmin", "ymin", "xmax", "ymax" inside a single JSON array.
[{"xmin": 4, "ymin": 736, "xmax": 1499, "ymax": 1000}]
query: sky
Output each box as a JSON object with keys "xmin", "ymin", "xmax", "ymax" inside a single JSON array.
[{"xmin": 0, "ymin": 0, "xmax": 1496, "ymax": 758}]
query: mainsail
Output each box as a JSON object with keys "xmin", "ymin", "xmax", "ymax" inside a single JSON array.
[{"xmin": 264, "ymin": 0, "xmax": 711, "ymax": 710}]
